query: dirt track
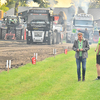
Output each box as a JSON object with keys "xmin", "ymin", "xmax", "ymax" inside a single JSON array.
[{"xmin": 0, "ymin": 40, "xmax": 73, "ymax": 72}]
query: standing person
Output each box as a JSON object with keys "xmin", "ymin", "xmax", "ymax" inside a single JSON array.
[
  {"xmin": 84, "ymin": 28, "xmax": 89, "ymax": 40},
  {"xmin": 72, "ymin": 32, "xmax": 90, "ymax": 81},
  {"xmin": 95, "ymin": 30, "xmax": 100, "ymax": 80}
]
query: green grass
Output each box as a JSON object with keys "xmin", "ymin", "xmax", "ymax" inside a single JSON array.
[{"xmin": 0, "ymin": 47, "xmax": 99, "ymax": 100}]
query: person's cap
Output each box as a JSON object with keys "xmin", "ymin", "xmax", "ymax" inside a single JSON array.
[{"xmin": 78, "ymin": 32, "xmax": 83, "ymax": 35}]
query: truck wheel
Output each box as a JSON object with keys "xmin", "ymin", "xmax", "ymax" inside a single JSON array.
[
  {"xmin": 56, "ymin": 33, "xmax": 60, "ymax": 44},
  {"xmin": 2, "ymin": 29, "xmax": 6, "ymax": 40},
  {"xmin": 27, "ymin": 36, "xmax": 32, "ymax": 44},
  {"xmin": 16, "ymin": 30, "xmax": 21, "ymax": 40},
  {"xmin": 48, "ymin": 35, "xmax": 52, "ymax": 45},
  {"xmin": 52, "ymin": 32, "xmax": 56, "ymax": 44},
  {"xmin": 27, "ymin": 38, "xmax": 30, "ymax": 44},
  {"xmin": 22, "ymin": 28, "xmax": 26, "ymax": 40}
]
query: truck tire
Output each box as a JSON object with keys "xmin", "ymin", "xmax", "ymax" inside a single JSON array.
[
  {"xmin": 27, "ymin": 36, "xmax": 32, "ymax": 44},
  {"xmin": 2, "ymin": 29, "xmax": 6, "ymax": 40},
  {"xmin": 16, "ymin": 30, "xmax": 21, "ymax": 40},
  {"xmin": 27, "ymin": 38, "xmax": 30, "ymax": 44},
  {"xmin": 48, "ymin": 35, "xmax": 52, "ymax": 45},
  {"xmin": 52, "ymin": 32, "xmax": 56, "ymax": 44},
  {"xmin": 22, "ymin": 28, "xmax": 26, "ymax": 40},
  {"xmin": 56, "ymin": 32, "xmax": 60, "ymax": 44}
]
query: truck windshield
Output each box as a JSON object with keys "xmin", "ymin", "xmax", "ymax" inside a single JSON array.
[
  {"xmin": 8, "ymin": 17, "xmax": 18, "ymax": 24},
  {"xmin": 75, "ymin": 20, "xmax": 93, "ymax": 26},
  {"xmin": 28, "ymin": 14, "xmax": 49, "ymax": 23}
]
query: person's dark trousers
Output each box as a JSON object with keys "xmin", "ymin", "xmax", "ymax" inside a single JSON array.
[{"xmin": 76, "ymin": 57, "xmax": 86, "ymax": 80}]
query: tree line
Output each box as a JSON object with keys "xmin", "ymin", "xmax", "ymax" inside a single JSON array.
[{"xmin": 0, "ymin": 0, "xmax": 58, "ymax": 12}]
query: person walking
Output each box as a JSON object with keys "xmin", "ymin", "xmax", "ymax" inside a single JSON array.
[
  {"xmin": 72, "ymin": 32, "xmax": 90, "ymax": 81},
  {"xmin": 95, "ymin": 30, "xmax": 100, "ymax": 80}
]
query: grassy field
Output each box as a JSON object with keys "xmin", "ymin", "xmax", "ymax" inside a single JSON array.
[{"xmin": 0, "ymin": 47, "xmax": 100, "ymax": 100}]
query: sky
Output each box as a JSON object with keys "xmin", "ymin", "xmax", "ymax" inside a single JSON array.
[
  {"xmin": 1, "ymin": 0, "xmax": 6, "ymax": 5},
  {"xmin": 54, "ymin": 0, "xmax": 72, "ymax": 7},
  {"xmin": 28, "ymin": 0, "xmax": 72, "ymax": 7}
]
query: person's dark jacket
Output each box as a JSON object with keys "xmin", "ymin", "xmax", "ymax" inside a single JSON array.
[{"xmin": 72, "ymin": 38, "xmax": 90, "ymax": 58}]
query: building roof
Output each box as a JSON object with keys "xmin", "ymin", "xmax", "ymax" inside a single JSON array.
[{"xmin": 4, "ymin": 6, "xmax": 31, "ymax": 16}]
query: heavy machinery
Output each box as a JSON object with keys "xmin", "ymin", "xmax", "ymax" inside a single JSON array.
[
  {"xmin": 26, "ymin": 8, "xmax": 60, "ymax": 45},
  {"xmin": 0, "ymin": 15, "xmax": 26, "ymax": 40},
  {"xmin": 72, "ymin": 13, "xmax": 94, "ymax": 44}
]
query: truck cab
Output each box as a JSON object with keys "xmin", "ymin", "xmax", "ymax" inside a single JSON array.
[{"xmin": 26, "ymin": 8, "xmax": 54, "ymax": 45}]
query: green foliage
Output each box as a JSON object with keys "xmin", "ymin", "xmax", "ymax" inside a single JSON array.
[
  {"xmin": 0, "ymin": 0, "xmax": 1, "ymax": 7},
  {"xmin": 0, "ymin": 4, "xmax": 9, "ymax": 12},
  {"xmin": 0, "ymin": 47, "xmax": 100, "ymax": 100},
  {"xmin": 89, "ymin": 0, "xmax": 100, "ymax": 8},
  {"xmin": 5, "ymin": 0, "xmax": 28, "ymax": 9},
  {"xmin": 33, "ymin": 0, "xmax": 58, "ymax": 8},
  {"xmin": 39, "ymin": 1, "xmax": 49, "ymax": 8}
]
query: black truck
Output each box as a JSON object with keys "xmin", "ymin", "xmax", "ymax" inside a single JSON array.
[{"xmin": 26, "ymin": 8, "xmax": 59, "ymax": 45}]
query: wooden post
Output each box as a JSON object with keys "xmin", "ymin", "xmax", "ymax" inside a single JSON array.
[{"xmin": 6, "ymin": 60, "xmax": 9, "ymax": 73}]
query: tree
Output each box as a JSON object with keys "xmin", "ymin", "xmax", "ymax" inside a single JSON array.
[
  {"xmin": 89, "ymin": 0, "xmax": 100, "ymax": 8},
  {"xmin": 5, "ymin": 0, "xmax": 28, "ymax": 9},
  {"xmin": 0, "ymin": 4, "xmax": 9, "ymax": 12},
  {"xmin": 14, "ymin": 2, "xmax": 19, "ymax": 16},
  {"xmin": 0, "ymin": 0, "xmax": 1, "ymax": 7},
  {"xmin": 33, "ymin": 0, "xmax": 58, "ymax": 8}
]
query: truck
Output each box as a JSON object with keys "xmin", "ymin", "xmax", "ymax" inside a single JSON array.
[
  {"xmin": 0, "ymin": 15, "xmax": 26, "ymax": 40},
  {"xmin": 26, "ymin": 8, "xmax": 60, "ymax": 45},
  {"xmin": 72, "ymin": 13, "xmax": 94, "ymax": 44}
]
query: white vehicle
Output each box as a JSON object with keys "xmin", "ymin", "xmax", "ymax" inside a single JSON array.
[{"xmin": 73, "ymin": 13, "xmax": 94, "ymax": 44}]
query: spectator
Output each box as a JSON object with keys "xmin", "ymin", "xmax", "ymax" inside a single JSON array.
[
  {"xmin": 95, "ymin": 30, "xmax": 100, "ymax": 80},
  {"xmin": 84, "ymin": 28, "xmax": 89, "ymax": 40},
  {"xmin": 72, "ymin": 32, "xmax": 90, "ymax": 81}
]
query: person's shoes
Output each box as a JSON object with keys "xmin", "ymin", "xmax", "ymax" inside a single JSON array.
[
  {"xmin": 94, "ymin": 78, "xmax": 100, "ymax": 80},
  {"xmin": 82, "ymin": 78, "xmax": 85, "ymax": 81},
  {"xmin": 82, "ymin": 77, "xmax": 85, "ymax": 81},
  {"xmin": 78, "ymin": 78, "xmax": 81, "ymax": 81}
]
